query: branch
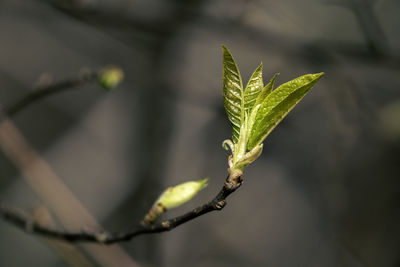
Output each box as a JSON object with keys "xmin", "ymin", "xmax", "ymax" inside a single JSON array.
[
  {"xmin": 0, "ymin": 176, "xmax": 241, "ymax": 244},
  {"xmin": 3, "ymin": 70, "xmax": 99, "ymax": 117}
]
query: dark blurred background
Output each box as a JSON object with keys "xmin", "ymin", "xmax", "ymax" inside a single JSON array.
[{"xmin": 0, "ymin": 0, "xmax": 399, "ymax": 266}]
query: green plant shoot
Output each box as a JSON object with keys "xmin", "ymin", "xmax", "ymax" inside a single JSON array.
[
  {"xmin": 222, "ymin": 46, "xmax": 324, "ymax": 178},
  {"xmin": 142, "ymin": 178, "xmax": 209, "ymax": 225}
]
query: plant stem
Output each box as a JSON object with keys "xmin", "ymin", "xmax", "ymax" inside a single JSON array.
[{"xmin": 0, "ymin": 175, "xmax": 241, "ymax": 244}]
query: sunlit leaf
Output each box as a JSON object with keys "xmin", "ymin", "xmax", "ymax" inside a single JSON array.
[
  {"xmin": 253, "ymin": 73, "xmax": 279, "ymax": 108},
  {"xmin": 247, "ymin": 73, "xmax": 324, "ymax": 150},
  {"xmin": 222, "ymin": 46, "xmax": 244, "ymax": 143},
  {"xmin": 244, "ymin": 63, "xmax": 263, "ymax": 115}
]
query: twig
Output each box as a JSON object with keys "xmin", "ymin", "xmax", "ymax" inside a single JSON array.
[
  {"xmin": 3, "ymin": 70, "xmax": 98, "ymax": 117},
  {"xmin": 0, "ymin": 110, "xmax": 137, "ymax": 265},
  {"xmin": 0, "ymin": 177, "xmax": 240, "ymax": 244}
]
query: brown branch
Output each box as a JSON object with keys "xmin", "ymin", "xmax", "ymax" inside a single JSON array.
[
  {"xmin": 0, "ymin": 176, "xmax": 241, "ymax": 244},
  {"xmin": 3, "ymin": 70, "xmax": 99, "ymax": 118}
]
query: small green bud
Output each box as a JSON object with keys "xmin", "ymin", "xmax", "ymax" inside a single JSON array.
[
  {"xmin": 98, "ymin": 66, "xmax": 124, "ymax": 90},
  {"xmin": 156, "ymin": 178, "xmax": 209, "ymax": 209},
  {"xmin": 142, "ymin": 178, "xmax": 209, "ymax": 225}
]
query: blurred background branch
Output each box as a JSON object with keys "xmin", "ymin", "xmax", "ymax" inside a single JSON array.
[
  {"xmin": 0, "ymin": 117, "xmax": 138, "ymax": 266},
  {"xmin": 2, "ymin": 66, "xmax": 123, "ymax": 118},
  {"xmin": 3, "ymin": 69, "xmax": 98, "ymax": 118}
]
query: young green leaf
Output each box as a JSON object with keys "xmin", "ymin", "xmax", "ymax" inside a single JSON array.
[
  {"xmin": 247, "ymin": 73, "xmax": 324, "ymax": 150},
  {"xmin": 222, "ymin": 46, "xmax": 244, "ymax": 143},
  {"xmin": 245, "ymin": 104, "xmax": 261, "ymax": 145},
  {"xmin": 244, "ymin": 63, "xmax": 263, "ymax": 115},
  {"xmin": 253, "ymin": 73, "xmax": 279, "ymax": 108}
]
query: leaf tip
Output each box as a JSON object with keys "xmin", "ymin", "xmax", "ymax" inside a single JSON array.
[
  {"xmin": 314, "ymin": 72, "xmax": 325, "ymax": 79},
  {"xmin": 198, "ymin": 177, "xmax": 209, "ymax": 190},
  {"xmin": 271, "ymin": 73, "xmax": 280, "ymax": 81},
  {"xmin": 221, "ymin": 45, "xmax": 229, "ymax": 52},
  {"xmin": 309, "ymin": 72, "xmax": 324, "ymax": 84}
]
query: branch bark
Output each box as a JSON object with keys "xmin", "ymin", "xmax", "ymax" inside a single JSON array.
[{"xmin": 0, "ymin": 177, "xmax": 240, "ymax": 244}]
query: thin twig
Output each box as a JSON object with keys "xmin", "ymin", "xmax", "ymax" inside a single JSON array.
[
  {"xmin": 3, "ymin": 70, "xmax": 99, "ymax": 117},
  {"xmin": 0, "ymin": 177, "xmax": 240, "ymax": 244},
  {"xmin": 0, "ymin": 108, "xmax": 137, "ymax": 265}
]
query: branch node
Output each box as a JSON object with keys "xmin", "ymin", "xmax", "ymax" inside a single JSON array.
[
  {"xmin": 224, "ymin": 173, "xmax": 242, "ymax": 190},
  {"xmin": 161, "ymin": 221, "xmax": 171, "ymax": 229},
  {"xmin": 214, "ymin": 200, "xmax": 226, "ymax": 210},
  {"xmin": 94, "ymin": 231, "xmax": 109, "ymax": 243}
]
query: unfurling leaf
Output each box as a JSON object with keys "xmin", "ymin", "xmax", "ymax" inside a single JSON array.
[
  {"xmin": 222, "ymin": 46, "xmax": 244, "ymax": 143},
  {"xmin": 222, "ymin": 139, "xmax": 235, "ymax": 154},
  {"xmin": 247, "ymin": 73, "xmax": 324, "ymax": 150},
  {"xmin": 244, "ymin": 63, "xmax": 263, "ymax": 115},
  {"xmin": 253, "ymin": 73, "xmax": 279, "ymax": 108}
]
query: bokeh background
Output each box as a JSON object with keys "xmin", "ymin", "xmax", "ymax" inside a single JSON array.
[{"xmin": 0, "ymin": 0, "xmax": 399, "ymax": 266}]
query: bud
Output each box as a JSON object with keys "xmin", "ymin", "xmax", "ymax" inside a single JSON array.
[
  {"xmin": 226, "ymin": 143, "xmax": 263, "ymax": 188},
  {"xmin": 142, "ymin": 178, "xmax": 209, "ymax": 225},
  {"xmin": 98, "ymin": 66, "xmax": 124, "ymax": 90},
  {"xmin": 156, "ymin": 178, "xmax": 209, "ymax": 209}
]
